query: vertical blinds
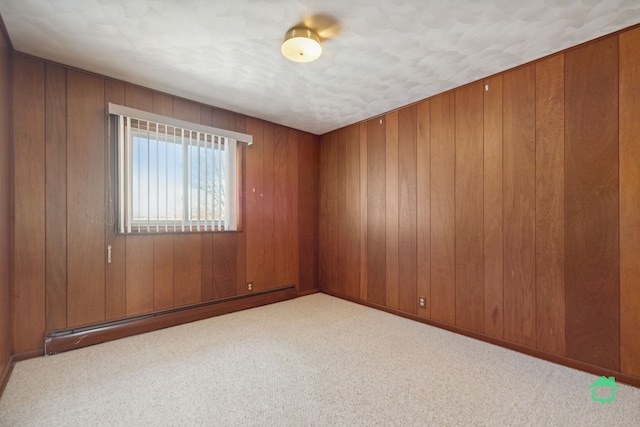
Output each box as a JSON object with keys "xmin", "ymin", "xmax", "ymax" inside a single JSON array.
[{"xmin": 108, "ymin": 103, "xmax": 252, "ymax": 234}]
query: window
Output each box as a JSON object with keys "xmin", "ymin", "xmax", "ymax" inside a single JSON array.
[{"xmin": 109, "ymin": 104, "xmax": 252, "ymax": 234}]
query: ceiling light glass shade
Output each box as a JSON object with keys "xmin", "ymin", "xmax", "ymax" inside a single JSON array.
[{"xmin": 281, "ymin": 27, "xmax": 322, "ymax": 63}]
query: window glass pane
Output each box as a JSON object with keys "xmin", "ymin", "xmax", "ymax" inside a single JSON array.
[
  {"xmin": 132, "ymin": 132, "xmax": 185, "ymax": 223},
  {"xmin": 130, "ymin": 129, "xmax": 225, "ymax": 227}
]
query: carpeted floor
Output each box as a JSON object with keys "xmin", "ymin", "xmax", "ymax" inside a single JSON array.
[{"xmin": 1, "ymin": 293, "xmax": 638, "ymax": 426}]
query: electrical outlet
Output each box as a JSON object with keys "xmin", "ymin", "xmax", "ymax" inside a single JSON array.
[
  {"xmin": 247, "ymin": 282, "xmax": 253, "ymax": 291},
  {"xmin": 419, "ymin": 296, "xmax": 426, "ymax": 308}
]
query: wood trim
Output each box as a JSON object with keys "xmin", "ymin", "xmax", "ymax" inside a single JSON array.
[
  {"xmin": 44, "ymin": 286, "xmax": 297, "ymax": 355},
  {"xmin": 0, "ymin": 355, "xmax": 13, "ymax": 398},
  {"xmin": 298, "ymin": 288, "xmax": 321, "ymax": 297},
  {"xmin": 12, "ymin": 349, "xmax": 44, "ymax": 362},
  {"xmin": 320, "ymin": 290, "xmax": 640, "ymax": 389}
]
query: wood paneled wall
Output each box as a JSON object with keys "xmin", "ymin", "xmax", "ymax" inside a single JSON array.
[
  {"xmin": 319, "ymin": 27, "xmax": 640, "ymax": 381},
  {"xmin": 11, "ymin": 54, "xmax": 319, "ymax": 355},
  {"xmin": 0, "ymin": 24, "xmax": 11, "ymax": 380}
]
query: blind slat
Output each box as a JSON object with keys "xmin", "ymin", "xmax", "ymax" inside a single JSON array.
[{"xmin": 114, "ymin": 112, "xmax": 240, "ymax": 234}]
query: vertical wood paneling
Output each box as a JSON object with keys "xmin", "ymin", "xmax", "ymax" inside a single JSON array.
[
  {"xmin": 153, "ymin": 236, "xmax": 174, "ymax": 310},
  {"xmin": 67, "ymin": 70, "xmax": 105, "ymax": 327},
  {"xmin": 285, "ymin": 129, "xmax": 299, "ymax": 287},
  {"xmin": 199, "ymin": 105, "xmax": 214, "ymax": 301},
  {"xmin": 0, "ymin": 33, "xmax": 11, "ymax": 365},
  {"xmin": 104, "ymin": 79, "xmax": 126, "ymax": 320},
  {"xmin": 212, "ymin": 233, "xmax": 237, "ymax": 299},
  {"xmin": 416, "ymin": 100, "xmax": 431, "ymax": 317},
  {"xmin": 173, "ymin": 234, "xmax": 202, "ymax": 306},
  {"xmin": 483, "ymin": 75, "xmax": 504, "ymax": 338},
  {"xmin": 320, "ymin": 131, "xmax": 338, "ymax": 293},
  {"xmin": 620, "ymin": 26, "xmax": 640, "ymax": 378},
  {"xmin": 273, "ymin": 126, "xmax": 289, "ymax": 288},
  {"xmin": 337, "ymin": 128, "xmax": 348, "ymax": 293},
  {"xmin": 262, "ymin": 122, "xmax": 276, "ymax": 290},
  {"xmin": 367, "ymin": 117, "xmax": 386, "ymax": 305},
  {"xmin": 398, "ymin": 105, "xmax": 418, "ymax": 314},
  {"xmin": 13, "ymin": 56, "xmax": 46, "ymax": 351},
  {"xmin": 535, "ymin": 54, "xmax": 565, "ymax": 356},
  {"xmin": 246, "ymin": 117, "xmax": 265, "ymax": 291},
  {"xmin": 234, "ymin": 115, "xmax": 247, "ymax": 295},
  {"xmin": 298, "ymin": 132, "xmax": 320, "ymax": 293},
  {"xmin": 565, "ymin": 36, "xmax": 620, "ymax": 370},
  {"xmin": 273, "ymin": 126, "xmax": 298, "ymax": 287},
  {"xmin": 10, "ymin": 55, "xmax": 316, "ymax": 356},
  {"xmin": 503, "ymin": 64, "xmax": 536, "ymax": 348},
  {"xmin": 200, "ymin": 177, "xmax": 214, "ymax": 296},
  {"xmin": 359, "ymin": 122, "xmax": 368, "ymax": 301},
  {"xmin": 385, "ymin": 112, "xmax": 399, "ymax": 309},
  {"xmin": 455, "ymin": 83, "xmax": 484, "ymax": 332},
  {"xmin": 172, "ymin": 98, "xmax": 202, "ymax": 305},
  {"xmin": 125, "ymin": 236, "xmax": 154, "ymax": 316},
  {"xmin": 211, "ymin": 107, "xmax": 246, "ymax": 300},
  {"xmin": 45, "ymin": 63, "xmax": 67, "ymax": 330},
  {"xmin": 430, "ymin": 93, "xmax": 456, "ymax": 325},
  {"xmin": 345, "ymin": 125, "xmax": 361, "ymax": 299},
  {"xmin": 151, "ymin": 92, "xmax": 174, "ymax": 310},
  {"xmin": 123, "ymin": 85, "xmax": 154, "ymax": 316}
]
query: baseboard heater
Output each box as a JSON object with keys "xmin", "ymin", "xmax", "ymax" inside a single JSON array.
[{"xmin": 44, "ymin": 285, "xmax": 297, "ymax": 355}]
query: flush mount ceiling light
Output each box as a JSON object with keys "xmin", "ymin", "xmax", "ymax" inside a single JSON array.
[{"xmin": 281, "ymin": 27, "xmax": 322, "ymax": 63}]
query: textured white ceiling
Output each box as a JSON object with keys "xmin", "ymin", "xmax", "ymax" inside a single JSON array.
[{"xmin": 1, "ymin": 0, "xmax": 639, "ymax": 135}]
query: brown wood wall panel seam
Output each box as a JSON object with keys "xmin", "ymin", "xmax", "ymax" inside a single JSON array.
[
  {"xmin": 212, "ymin": 233, "xmax": 237, "ymax": 299},
  {"xmin": 502, "ymin": 65, "xmax": 537, "ymax": 348},
  {"xmin": 367, "ymin": 117, "xmax": 386, "ymax": 305},
  {"xmin": 262, "ymin": 122, "xmax": 276, "ymax": 291},
  {"xmin": 535, "ymin": 54, "xmax": 566, "ymax": 356},
  {"xmin": 345, "ymin": 125, "xmax": 361, "ymax": 299},
  {"xmin": 124, "ymin": 236, "xmax": 154, "ymax": 316},
  {"xmin": 66, "ymin": 70, "xmax": 106, "ymax": 328},
  {"xmin": 245, "ymin": 117, "xmax": 265, "ymax": 291},
  {"xmin": 398, "ymin": 105, "xmax": 418, "ymax": 315},
  {"xmin": 173, "ymin": 233, "xmax": 202, "ymax": 306},
  {"xmin": 298, "ymin": 132, "xmax": 320, "ymax": 293},
  {"xmin": 359, "ymin": 122, "xmax": 369, "ymax": 301},
  {"xmin": 430, "ymin": 93, "xmax": 456, "ymax": 325},
  {"xmin": 416, "ymin": 100, "xmax": 431, "ymax": 318},
  {"xmin": 385, "ymin": 111, "xmax": 399, "ymax": 309},
  {"xmin": 104, "ymin": 79, "xmax": 126, "ymax": 320},
  {"xmin": 235, "ymin": 116, "xmax": 247, "ymax": 296},
  {"xmin": 565, "ymin": 35, "xmax": 620, "ymax": 371},
  {"xmin": 272, "ymin": 126, "xmax": 299, "ymax": 288},
  {"xmin": 287, "ymin": 128, "xmax": 301, "ymax": 288},
  {"xmin": 483, "ymin": 74, "xmax": 504, "ymax": 339},
  {"xmin": 0, "ymin": 34, "xmax": 10, "ymax": 372},
  {"xmin": 0, "ymin": 27, "xmax": 10, "ymax": 376},
  {"xmin": 153, "ymin": 235, "xmax": 174, "ymax": 310},
  {"xmin": 337, "ymin": 128, "xmax": 348, "ymax": 296},
  {"xmin": 319, "ymin": 132, "xmax": 337, "ymax": 293},
  {"xmin": 619, "ymin": 26, "xmax": 640, "ymax": 378},
  {"xmin": 45, "ymin": 63, "xmax": 68, "ymax": 331},
  {"xmin": 454, "ymin": 82, "xmax": 484, "ymax": 333},
  {"xmin": 12, "ymin": 56, "xmax": 46, "ymax": 352}
]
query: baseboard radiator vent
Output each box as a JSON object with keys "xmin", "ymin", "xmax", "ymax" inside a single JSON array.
[{"xmin": 44, "ymin": 286, "xmax": 297, "ymax": 355}]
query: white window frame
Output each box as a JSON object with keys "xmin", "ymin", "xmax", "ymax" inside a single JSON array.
[{"xmin": 108, "ymin": 103, "xmax": 252, "ymax": 234}]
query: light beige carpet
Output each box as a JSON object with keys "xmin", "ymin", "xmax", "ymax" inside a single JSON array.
[{"xmin": 1, "ymin": 293, "xmax": 638, "ymax": 426}]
